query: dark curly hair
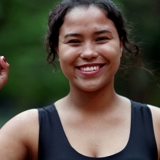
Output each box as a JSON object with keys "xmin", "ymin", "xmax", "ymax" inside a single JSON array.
[{"xmin": 46, "ymin": 0, "xmax": 140, "ymax": 69}]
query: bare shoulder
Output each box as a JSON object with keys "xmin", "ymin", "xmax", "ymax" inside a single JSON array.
[
  {"xmin": 147, "ymin": 104, "xmax": 160, "ymax": 159},
  {"xmin": 148, "ymin": 104, "xmax": 160, "ymax": 124},
  {"xmin": 0, "ymin": 109, "xmax": 39, "ymax": 160}
]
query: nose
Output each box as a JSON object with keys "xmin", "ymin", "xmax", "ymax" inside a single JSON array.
[{"xmin": 80, "ymin": 42, "xmax": 98, "ymax": 60}]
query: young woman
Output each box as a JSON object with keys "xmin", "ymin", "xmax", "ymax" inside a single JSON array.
[
  {"xmin": 0, "ymin": 56, "xmax": 9, "ymax": 89},
  {"xmin": 0, "ymin": 0, "xmax": 159, "ymax": 159}
]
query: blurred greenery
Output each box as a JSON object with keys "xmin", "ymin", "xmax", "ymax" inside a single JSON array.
[{"xmin": 0, "ymin": 0, "xmax": 160, "ymax": 127}]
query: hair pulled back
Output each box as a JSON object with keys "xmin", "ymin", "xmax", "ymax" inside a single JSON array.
[{"xmin": 46, "ymin": 0, "xmax": 139, "ymax": 65}]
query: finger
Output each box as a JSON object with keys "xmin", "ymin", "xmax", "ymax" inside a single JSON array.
[
  {"xmin": 0, "ymin": 56, "xmax": 10, "ymax": 70},
  {"xmin": 0, "ymin": 56, "xmax": 10, "ymax": 88},
  {"xmin": 0, "ymin": 56, "xmax": 10, "ymax": 77},
  {"xmin": 0, "ymin": 56, "xmax": 10, "ymax": 79}
]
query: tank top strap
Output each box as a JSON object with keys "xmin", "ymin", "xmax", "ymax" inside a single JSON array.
[
  {"xmin": 38, "ymin": 104, "xmax": 72, "ymax": 159},
  {"xmin": 125, "ymin": 100, "xmax": 158, "ymax": 158}
]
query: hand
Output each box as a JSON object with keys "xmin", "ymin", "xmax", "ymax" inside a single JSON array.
[{"xmin": 0, "ymin": 56, "xmax": 10, "ymax": 89}]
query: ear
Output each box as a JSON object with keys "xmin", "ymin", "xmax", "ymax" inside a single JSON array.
[
  {"xmin": 54, "ymin": 47, "xmax": 59, "ymax": 61},
  {"xmin": 54, "ymin": 46, "xmax": 59, "ymax": 54},
  {"xmin": 119, "ymin": 39, "xmax": 123, "ymax": 57}
]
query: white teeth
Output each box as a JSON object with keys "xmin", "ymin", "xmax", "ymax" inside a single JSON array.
[{"xmin": 80, "ymin": 66, "xmax": 99, "ymax": 72}]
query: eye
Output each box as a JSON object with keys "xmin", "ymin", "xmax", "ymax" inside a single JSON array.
[
  {"xmin": 68, "ymin": 39, "xmax": 81, "ymax": 44},
  {"xmin": 96, "ymin": 37, "xmax": 109, "ymax": 43}
]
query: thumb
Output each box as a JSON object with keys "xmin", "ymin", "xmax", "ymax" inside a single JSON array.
[
  {"xmin": 0, "ymin": 56, "xmax": 10, "ymax": 70},
  {"xmin": 0, "ymin": 56, "xmax": 10, "ymax": 88}
]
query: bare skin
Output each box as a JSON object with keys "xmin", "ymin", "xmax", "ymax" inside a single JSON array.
[
  {"xmin": 0, "ymin": 6, "xmax": 159, "ymax": 160},
  {"xmin": 0, "ymin": 56, "xmax": 10, "ymax": 89}
]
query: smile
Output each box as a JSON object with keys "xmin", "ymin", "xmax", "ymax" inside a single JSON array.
[{"xmin": 80, "ymin": 66, "xmax": 99, "ymax": 72}]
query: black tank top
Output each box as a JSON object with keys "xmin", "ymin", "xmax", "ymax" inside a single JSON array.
[{"xmin": 38, "ymin": 101, "xmax": 158, "ymax": 160}]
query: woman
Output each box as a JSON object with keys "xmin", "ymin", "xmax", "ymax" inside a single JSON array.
[
  {"xmin": 0, "ymin": 0, "xmax": 159, "ymax": 159},
  {"xmin": 0, "ymin": 56, "xmax": 9, "ymax": 89}
]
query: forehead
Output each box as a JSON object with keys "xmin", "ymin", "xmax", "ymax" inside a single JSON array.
[
  {"xmin": 64, "ymin": 5, "xmax": 108, "ymax": 25},
  {"xmin": 59, "ymin": 6, "xmax": 117, "ymax": 35}
]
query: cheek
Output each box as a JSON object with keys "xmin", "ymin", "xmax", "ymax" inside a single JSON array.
[
  {"xmin": 59, "ymin": 57, "xmax": 68, "ymax": 72},
  {"xmin": 58, "ymin": 51, "xmax": 75, "ymax": 76},
  {"xmin": 59, "ymin": 43, "xmax": 77, "ymax": 57},
  {"xmin": 58, "ymin": 46, "xmax": 80, "ymax": 66},
  {"xmin": 100, "ymin": 46, "xmax": 122, "ymax": 62},
  {"xmin": 58, "ymin": 47, "xmax": 71, "ymax": 64},
  {"xmin": 59, "ymin": 60, "xmax": 70, "ymax": 79}
]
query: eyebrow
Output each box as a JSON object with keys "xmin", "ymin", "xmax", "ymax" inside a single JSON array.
[
  {"xmin": 64, "ymin": 30, "xmax": 112, "ymax": 39},
  {"xmin": 64, "ymin": 33, "xmax": 81, "ymax": 39},
  {"xmin": 94, "ymin": 30, "xmax": 112, "ymax": 35}
]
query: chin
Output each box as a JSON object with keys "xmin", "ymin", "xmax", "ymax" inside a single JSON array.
[{"xmin": 78, "ymin": 85, "xmax": 104, "ymax": 93}]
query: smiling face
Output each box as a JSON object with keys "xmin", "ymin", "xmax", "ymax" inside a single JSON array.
[{"xmin": 57, "ymin": 6, "xmax": 123, "ymax": 92}]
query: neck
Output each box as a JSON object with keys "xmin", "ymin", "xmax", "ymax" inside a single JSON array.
[{"xmin": 64, "ymin": 81, "xmax": 121, "ymax": 114}]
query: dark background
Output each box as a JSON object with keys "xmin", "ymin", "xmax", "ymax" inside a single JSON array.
[{"xmin": 0, "ymin": 0, "xmax": 160, "ymax": 126}]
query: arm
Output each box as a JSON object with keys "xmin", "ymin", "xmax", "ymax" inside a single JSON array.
[
  {"xmin": 0, "ymin": 56, "xmax": 10, "ymax": 89},
  {"xmin": 0, "ymin": 109, "xmax": 39, "ymax": 160},
  {"xmin": 148, "ymin": 105, "xmax": 160, "ymax": 160}
]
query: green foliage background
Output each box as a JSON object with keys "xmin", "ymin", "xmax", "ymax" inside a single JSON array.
[{"xmin": 0, "ymin": 0, "xmax": 160, "ymax": 126}]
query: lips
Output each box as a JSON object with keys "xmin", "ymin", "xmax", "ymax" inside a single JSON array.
[
  {"xmin": 80, "ymin": 66, "xmax": 99, "ymax": 72},
  {"xmin": 76, "ymin": 64, "xmax": 104, "ymax": 72}
]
